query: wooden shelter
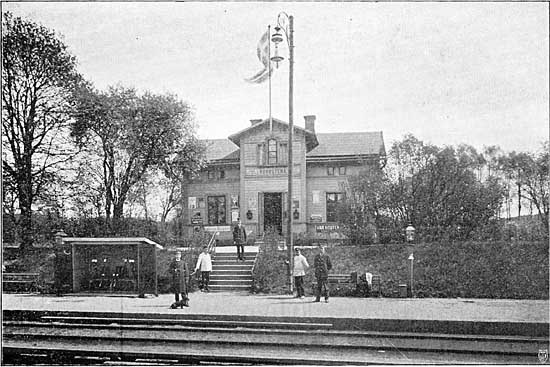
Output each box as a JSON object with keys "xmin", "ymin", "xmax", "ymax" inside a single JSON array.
[{"xmin": 62, "ymin": 237, "xmax": 163, "ymax": 296}]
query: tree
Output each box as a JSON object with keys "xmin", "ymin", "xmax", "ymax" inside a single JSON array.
[
  {"xmin": 498, "ymin": 151, "xmax": 532, "ymax": 218},
  {"xmin": 2, "ymin": 13, "xmax": 83, "ymax": 249},
  {"xmin": 370, "ymin": 135, "xmax": 506, "ymax": 242},
  {"xmin": 72, "ymin": 85, "xmax": 200, "ymax": 223},
  {"xmin": 339, "ymin": 169, "xmax": 390, "ymax": 244},
  {"xmin": 517, "ymin": 143, "xmax": 549, "ymax": 233}
]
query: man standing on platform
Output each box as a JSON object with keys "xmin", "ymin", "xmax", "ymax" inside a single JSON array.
[
  {"xmin": 293, "ymin": 248, "xmax": 309, "ymax": 299},
  {"xmin": 169, "ymin": 251, "xmax": 189, "ymax": 308},
  {"xmin": 233, "ymin": 219, "xmax": 247, "ymax": 261},
  {"xmin": 195, "ymin": 245, "xmax": 212, "ymax": 292},
  {"xmin": 313, "ymin": 245, "xmax": 332, "ymax": 303}
]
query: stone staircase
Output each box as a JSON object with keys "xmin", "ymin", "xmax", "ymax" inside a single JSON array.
[{"xmin": 209, "ymin": 247, "xmax": 258, "ymax": 292}]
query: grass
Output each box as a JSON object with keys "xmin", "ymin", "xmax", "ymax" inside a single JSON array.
[{"xmin": 253, "ymin": 240, "xmax": 549, "ymax": 299}]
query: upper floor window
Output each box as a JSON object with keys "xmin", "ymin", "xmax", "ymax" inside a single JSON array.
[
  {"xmin": 326, "ymin": 192, "xmax": 345, "ymax": 222},
  {"xmin": 268, "ymin": 139, "xmax": 277, "ymax": 165},
  {"xmin": 327, "ymin": 167, "xmax": 335, "ymax": 176},
  {"xmin": 339, "ymin": 166, "xmax": 346, "ymax": 175},
  {"xmin": 207, "ymin": 170, "xmax": 225, "ymax": 180}
]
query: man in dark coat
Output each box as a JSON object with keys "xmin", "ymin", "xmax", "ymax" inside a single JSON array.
[
  {"xmin": 169, "ymin": 251, "xmax": 189, "ymax": 308},
  {"xmin": 232, "ymin": 219, "xmax": 247, "ymax": 261},
  {"xmin": 313, "ymin": 245, "xmax": 332, "ymax": 303}
]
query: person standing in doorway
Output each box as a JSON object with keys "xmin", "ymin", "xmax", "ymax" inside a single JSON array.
[
  {"xmin": 313, "ymin": 245, "xmax": 332, "ymax": 303},
  {"xmin": 233, "ymin": 219, "xmax": 247, "ymax": 261},
  {"xmin": 169, "ymin": 251, "xmax": 189, "ymax": 308},
  {"xmin": 195, "ymin": 245, "xmax": 212, "ymax": 292},
  {"xmin": 293, "ymin": 248, "xmax": 309, "ymax": 299}
]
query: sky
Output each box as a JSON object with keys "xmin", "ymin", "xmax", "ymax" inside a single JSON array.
[{"xmin": 4, "ymin": 2, "xmax": 549, "ymax": 154}]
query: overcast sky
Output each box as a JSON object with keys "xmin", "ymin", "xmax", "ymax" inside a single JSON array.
[{"xmin": 5, "ymin": 2, "xmax": 549, "ymax": 153}]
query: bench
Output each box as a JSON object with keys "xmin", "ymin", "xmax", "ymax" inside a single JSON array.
[
  {"xmin": 3, "ymin": 272, "xmax": 40, "ymax": 292},
  {"xmin": 312, "ymin": 272, "xmax": 358, "ymax": 292}
]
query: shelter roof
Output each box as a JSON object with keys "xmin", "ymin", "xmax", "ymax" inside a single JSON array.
[{"xmin": 63, "ymin": 237, "xmax": 163, "ymax": 249}]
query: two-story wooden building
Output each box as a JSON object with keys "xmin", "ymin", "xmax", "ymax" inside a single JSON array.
[{"xmin": 182, "ymin": 115, "xmax": 386, "ymax": 240}]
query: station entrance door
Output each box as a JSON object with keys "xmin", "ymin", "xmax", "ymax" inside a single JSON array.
[{"xmin": 258, "ymin": 192, "xmax": 284, "ymax": 236}]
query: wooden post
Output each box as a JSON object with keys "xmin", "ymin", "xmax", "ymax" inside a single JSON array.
[{"xmin": 154, "ymin": 246, "xmax": 158, "ymax": 297}]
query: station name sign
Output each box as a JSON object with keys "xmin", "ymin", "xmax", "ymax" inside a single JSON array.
[
  {"xmin": 245, "ymin": 165, "xmax": 300, "ymax": 178},
  {"xmin": 315, "ymin": 224, "xmax": 340, "ymax": 232}
]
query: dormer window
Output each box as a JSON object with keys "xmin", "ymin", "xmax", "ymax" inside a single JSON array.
[{"xmin": 267, "ymin": 139, "xmax": 277, "ymax": 165}]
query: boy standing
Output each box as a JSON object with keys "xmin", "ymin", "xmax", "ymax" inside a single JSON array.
[
  {"xmin": 195, "ymin": 246, "xmax": 212, "ymax": 292},
  {"xmin": 293, "ymin": 248, "xmax": 309, "ymax": 298}
]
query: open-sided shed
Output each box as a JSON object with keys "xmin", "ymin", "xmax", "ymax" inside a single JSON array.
[{"xmin": 62, "ymin": 237, "xmax": 163, "ymax": 296}]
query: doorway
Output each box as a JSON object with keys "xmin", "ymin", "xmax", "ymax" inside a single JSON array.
[{"xmin": 264, "ymin": 192, "xmax": 282, "ymax": 235}]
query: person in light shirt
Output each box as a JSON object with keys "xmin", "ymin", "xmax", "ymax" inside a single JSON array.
[
  {"xmin": 293, "ymin": 248, "xmax": 309, "ymax": 299},
  {"xmin": 195, "ymin": 246, "xmax": 212, "ymax": 292}
]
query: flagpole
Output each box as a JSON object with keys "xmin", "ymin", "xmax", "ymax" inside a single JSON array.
[{"xmin": 268, "ymin": 25, "xmax": 272, "ymax": 134}]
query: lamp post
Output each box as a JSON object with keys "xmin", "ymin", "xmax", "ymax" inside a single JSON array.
[
  {"xmin": 271, "ymin": 13, "xmax": 294, "ymax": 293},
  {"xmin": 405, "ymin": 223, "xmax": 415, "ymax": 297}
]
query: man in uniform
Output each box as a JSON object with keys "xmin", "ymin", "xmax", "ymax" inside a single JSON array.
[
  {"xmin": 233, "ymin": 219, "xmax": 247, "ymax": 261},
  {"xmin": 313, "ymin": 245, "xmax": 332, "ymax": 303},
  {"xmin": 169, "ymin": 251, "xmax": 189, "ymax": 308}
]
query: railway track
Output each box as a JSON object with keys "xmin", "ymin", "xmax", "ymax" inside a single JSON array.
[{"xmin": 2, "ymin": 310, "xmax": 548, "ymax": 365}]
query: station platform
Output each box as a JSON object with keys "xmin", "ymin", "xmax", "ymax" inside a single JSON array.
[{"xmin": 3, "ymin": 292, "xmax": 548, "ymax": 325}]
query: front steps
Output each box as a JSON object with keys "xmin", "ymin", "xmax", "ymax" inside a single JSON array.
[{"xmin": 209, "ymin": 248, "xmax": 258, "ymax": 292}]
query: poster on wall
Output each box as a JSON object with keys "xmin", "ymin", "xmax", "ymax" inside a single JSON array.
[
  {"xmin": 191, "ymin": 212, "xmax": 203, "ymax": 224},
  {"xmin": 312, "ymin": 190, "xmax": 320, "ymax": 204},
  {"xmin": 231, "ymin": 209, "xmax": 239, "ymax": 222},
  {"xmin": 231, "ymin": 195, "xmax": 239, "ymax": 208},
  {"xmin": 198, "ymin": 197, "xmax": 205, "ymax": 208},
  {"xmin": 188, "ymin": 197, "xmax": 196, "ymax": 209},
  {"xmin": 248, "ymin": 195, "xmax": 256, "ymax": 210}
]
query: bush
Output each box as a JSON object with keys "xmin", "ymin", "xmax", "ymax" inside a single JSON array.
[{"xmin": 252, "ymin": 230, "xmax": 290, "ymax": 294}]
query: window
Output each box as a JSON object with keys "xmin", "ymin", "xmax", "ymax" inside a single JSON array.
[
  {"xmin": 327, "ymin": 167, "xmax": 335, "ymax": 176},
  {"xmin": 268, "ymin": 139, "xmax": 277, "ymax": 165},
  {"xmin": 339, "ymin": 166, "xmax": 346, "ymax": 175},
  {"xmin": 207, "ymin": 196, "xmax": 226, "ymax": 225},
  {"xmin": 326, "ymin": 192, "xmax": 344, "ymax": 222},
  {"xmin": 279, "ymin": 143, "xmax": 288, "ymax": 164},
  {"xmin": 218, "ymin": 170, "xmax": 225, "ymax": 179},
  {"xmin": 208, "ymin": 171, "xmax": 215, "ymax": 180},
  {"xmin": 257, "ymin": 144, "xmax": 265, "ymax": 165}
]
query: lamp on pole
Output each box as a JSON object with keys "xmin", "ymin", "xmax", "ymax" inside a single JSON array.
[
  {"xmin": 271, "ymin": 12, "xmax": 294, "ymax": 293},
  {"xmin": 405, "ymin": 223, "xmax": 416, "ymax": 297}
]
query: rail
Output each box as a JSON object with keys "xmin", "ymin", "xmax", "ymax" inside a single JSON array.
[{"xmin": 206, "ymin": 231, "xmax": 219, "ymax": 254}]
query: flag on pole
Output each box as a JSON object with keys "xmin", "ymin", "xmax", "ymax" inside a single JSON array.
[{"xmin": 245, "ymin": 29, "xmax": 273, "ymax": 83}]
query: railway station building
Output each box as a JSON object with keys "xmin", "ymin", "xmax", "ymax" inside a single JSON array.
[{"xmin": 182, "ymin": 115, "xmax": 386, "ymax": 240}]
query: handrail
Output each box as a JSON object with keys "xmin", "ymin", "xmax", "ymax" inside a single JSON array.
[{"xmin": 206, "ymin": 231, "xmax": 219, "ymax": 255}]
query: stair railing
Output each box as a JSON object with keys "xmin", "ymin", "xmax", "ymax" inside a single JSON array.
[{"xmin": 206, "ymin": 231, "xmax": 219, "ymax": 255}]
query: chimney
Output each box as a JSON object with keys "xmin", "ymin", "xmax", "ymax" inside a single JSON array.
[
  {"xmin": 304, "ymin": 115, "xmax": 316, "ymax": 133},
  {"xmin": 250, "ymin": 119, "xmax": 263, "ymax": 126}
]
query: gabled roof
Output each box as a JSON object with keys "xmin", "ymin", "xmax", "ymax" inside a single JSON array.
[
  {"xmin": 202, "ymin": 139, "xmax": 239, "ymax": 161},
  {"xmin": 307, "ymin": 132, "xmax": 386, "ymax": 158},
  {"xmin": 201, "ymin": 129, "xmax": 385, "ymax": 164},
  {"xmin": 228, "ymin": 117, "xmax": 319, "ymax": 152}
]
